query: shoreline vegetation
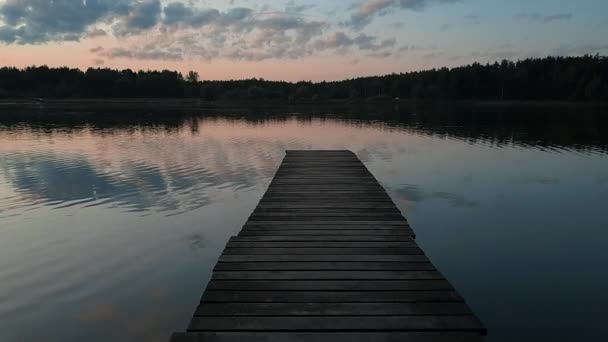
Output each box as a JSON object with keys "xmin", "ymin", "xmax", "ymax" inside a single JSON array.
[
  {"xmin": 0, "ymin": 98, "xmax": 606, "ymax": 111},
  {"xmin": 0, "ymin": 55, "xmax": 607, "ymax": 103},
  {"xmin": 0, "ymin": 98, "xmax": 608, "ymax": 114}
]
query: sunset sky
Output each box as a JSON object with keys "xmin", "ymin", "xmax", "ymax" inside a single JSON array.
[{"xmin": 0, "ymin": 0, "xmax": 607, "ymax": 81}]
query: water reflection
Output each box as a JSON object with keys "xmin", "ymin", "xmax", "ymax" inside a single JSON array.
[
  {"xmin": 0, "ymin": 104, "xmax": 607, "ymax": 342},
  {"xmin": 0, "ymin": 134, "xmax": 273, "ymax": 218},
  {"xmin": 1, "ymin": 102, "xmax": 607, "ymax": 151},
  {"xmin": 1, "ymin": 103, "xmax": 605, "ymax": 219}
]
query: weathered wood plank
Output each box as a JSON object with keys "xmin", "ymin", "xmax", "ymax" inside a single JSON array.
[
  {"xmin": 238, "ymin": 231, "xmax": 415, "ymax": 238},
  {"xmin": 254, "ymin": 206, "xmax": 400, "ymax": 211},
  {"xmin": 171, "ymin": 332, "xmax": 485, "ymax": 342},
  {"xmin": 222, "ymin": 247, "xmax": 423, "ymax": 255},
  {"xmin": 217, "ymin": 255, "xmax": 428, "ymax": 262},
  {"xmin": 225, "ymin": 241, "xmax": 418, "ymax": 248},
  {"xmin": 230, "ymin": 236, "xmax": 414, "ymax": 242},
  {"xmin": 201, "ymin": 291, "xmax": 463, "ymax": 303},
  {"xmin": 211, "ymin": 270, "xmax": 443, "ymax": 280},
  {"xmin": 188, "ymin": 316, "xmax": 484, "ymax": 331},
  {"xmin": 273, "ymin": 174, "xmax": 375, "ymax": 178},
  {"xmin": 247, "ymin": 217, "xmax": 406, "ymax": 222},
  {"xmin": 244, "ymin": 221, "xmax": 409, "ymax": 226},
  {"xmin": 267, "ymin": 186, "xmax": 384, "ymax": 189},
  {"xmin": 205, "ymin": 279, "xmax": 453, "ymax": 291},
  {"xmin": 248, "ymin": 213, "xmax": 404, "ymax": 218},
  {"xmin": 243, "ymin": 221, "xmax": 411, "ymax": 230},
  {"xmin": 258, "ymin": 199, "xmax": 396, "ymax": 203},
  {"xmin": 213, "ymin": 262, "xmax": 435, "ymax": 271},
  {"xmin": 194, "ymin": 302, "xmax": 473, "ymax": 316},
  {"xmin": 241, "ymin": 224, "xmax": 411, "ymax": 228}
]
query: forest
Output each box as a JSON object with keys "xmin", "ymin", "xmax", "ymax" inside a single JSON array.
[{"xmin": 0, "ymin": 55, "xmax": 607, "ymax": 101}]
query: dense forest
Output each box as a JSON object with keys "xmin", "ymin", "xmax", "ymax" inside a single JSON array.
[{"xmin": 1, "ymin": 55, "xmax": 607, "ymax": 101}]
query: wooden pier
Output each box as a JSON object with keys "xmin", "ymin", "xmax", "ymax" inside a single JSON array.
[{"xmin": 171, "ymin": 150, "xmax": 486, "ymax": 342}]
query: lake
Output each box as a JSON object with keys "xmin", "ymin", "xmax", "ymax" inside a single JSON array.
[{"xmin": 0, "ymin": 102, "xmax": 607, "ymax": 341}]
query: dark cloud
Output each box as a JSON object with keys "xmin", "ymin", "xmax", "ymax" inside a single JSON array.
[
  {"xmin": 0, "ymin": 0, "xmax": 131, "ymax": 44},
  {"xmin": 146, "ymin": 5, "xmax": 331, "ymax": 62},
  {"xmin": 86, "ymin": 28, "xmax": 108, "ymax": 38},
  {"xmin": 103, "ymin": 45, "xmax": 183, "ymax": 61},
  {"xmin": 516, "ymin": 12, "xmax": 573, "ymax": 23},
  {"xmin": 0, "ymin": 1, "xmax": 402, "ymax": 61},
  {"xmin": 347, "ymin": 0, "xmax": 463, "ymax": 29},
  {"xmin": 162, "ymin": 2, "xmax": 191, "ymax": 25},
  {"xmin": 355, "ymin": 34, "xmax": 396, "ymax": 50},
  {"xmin": 162, "ymin": 3, "xmax": 221, "ymax": 27},
  {"xmin": 162, "ymin": 3, "xmax": 257, "ymax": 29},
  {"xmin": 314, "ymin": 31, "xmax": 355, "ymax": 49},
  {"xmin": 312, "ymin": 31, "xmax": 396, "ymax": 53},
  {"xmin": 113, "ymin": 0, "xmax": 162, "ymax": 36},
  {"xmin": 0, "ymin": 0, "xmax": 163, "ymax": 43},
  {"xmin": 284, "ymin": 1, "xmax": 316, "ymax": 14},
  {"xmin": 0, "ymin": 25, "xmax": 17, "ymax": 43}
]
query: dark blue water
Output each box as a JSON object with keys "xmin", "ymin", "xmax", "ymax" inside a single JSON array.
[{"xmin": 1, "ymin": 103, "xmax": 607, "ymax": 341}]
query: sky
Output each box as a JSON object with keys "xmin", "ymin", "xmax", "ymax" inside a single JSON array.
[{"xmin": 0, "ymin": 0, "xmax": 607, "ymax": 81}]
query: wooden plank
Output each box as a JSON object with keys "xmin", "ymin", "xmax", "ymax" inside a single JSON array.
[
  {"xmin": 266, "ymin": 186, "xmax": 384, "ymax": 189},
  {"xmin": 268, "ymin": 184, "xmax": 381, "ymax": 187},
  {"xmin": 205, "ymin": 279, "xmax": 453, "ymax": 291},
  {"xmin": 263, "ymin": 193, "xmax": 390, "ymax": 196},
  {"xmin": 230, "ymin": 236, "xmax": 414, "ymax": 242},
  {"xmin": 273, "ymin": 174, "xmax": 375, "ymax": 177},
  {"xmin": 243, "ymin": 221, "xmax": 411, "ymax": 230},
  {"xmin": 213, "ymin": 262, "xmax": 435, "ymax": 271},
  {"xmin": 238, "ymin": 230, "xmax": 415, "ymax": 237},
  {"xmin": 273, "ymin": 175, "xmax": 374, "ymax": 177},
  {"xmin": 171, "ymin": 332, "xmax": 485, "ymax": 342},
  {"xmin": 260, "ymin": 199, "xmax": 395, "ymax": 202},
  {"xmin": 270, "ymin": 179, "xmax": 378, "ymax": 182},
  {"xmin": 188, "ymin": 316, "xmax": 484, "ymax": 331},
  {"xmin": 239, "ymin": 226, "xmax": 413, "ymax": 231},
  {"xmin": 247, "ymin": 217, "xmax": 406, "ymax": 222},
  {"xmin": 201, "ymin": 291, "xmax": 463, "ymax": 303},
  {"xmin": 269, "ymin": 182, "xmax": 380, "ymax": 185},
  {"xmin": 194, "ymin": 302, "xmax": 472, "ymax": 316},
  {"xmin": 260, "ymin": 195, "xmax": 392, "ymax": 199},
  {"xmin": 225, "ymin": 241, "xmax": 418, "ymax": 248},
  {"xmin": 211, "ymin": 271, "xmax": 443, "ymax": 280},
  {"xmin": 244, "ymin": 221, "xmax": 409, "ymax": 226},
  {"xmin": 241, "ymin": 224, "xmax": 412, "ymax": 230},
  {"xmin": 254, "ymin": 206, "xmax": 400, "ymax": 211},
  {"xmin": 248, "ymin": 213, "xmax": 404, "ymax": 218},
  {"xmin": 218, "ymin": 255, "xmax": 429, "ymax": 263},
  {"xmin": 222, "ymin": 247, "xmax": 423, "ymax": 255}
]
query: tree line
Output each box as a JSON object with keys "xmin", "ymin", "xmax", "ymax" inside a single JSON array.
[{"xmin": 1, "ymin": 55, "xmax": 607, "ymax": 101}]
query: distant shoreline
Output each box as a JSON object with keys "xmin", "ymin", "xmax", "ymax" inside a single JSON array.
[{"xmin": 0, "ymin": 98, "xmax": 605, "ymax": 111}]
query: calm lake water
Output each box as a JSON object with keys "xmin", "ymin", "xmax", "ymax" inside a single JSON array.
[{"xmin": 0, "ymin": 103, "xmax": 607, "ymax": 341}]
